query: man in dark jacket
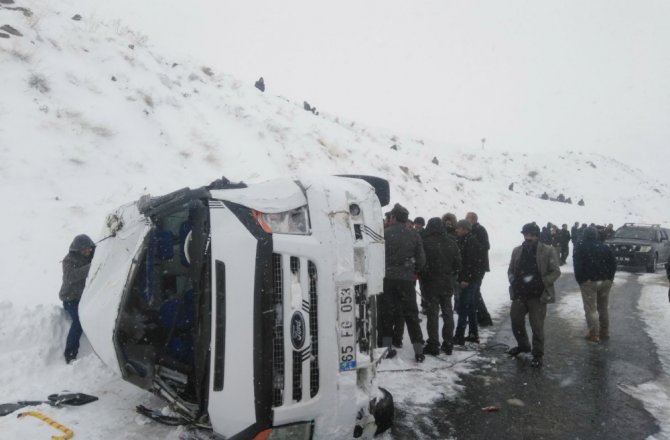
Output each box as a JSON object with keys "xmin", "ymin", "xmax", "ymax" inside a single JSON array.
[
  {"xmin": 419, "ymin": 218, "xmax": 462, "ymax": 355},
  {"xmin": 454, "ymin": 220, "xmax": 485, "ymax": 345},
  {"xmin": 559, "ymin": 224, "xmax": 571, "ymax": 265},
  {"xmin": 507, "ymin": 223, "xmax": 561, "ymax": 368},
  {"xmin": 382, "ymin": 203, "xmax": 426, "ymax": 362},
  {"xmin": 573, "ymin": 227, "xmax": 617, "ymax": 342},
  {"xmin": 571, "ymin": 222, "xmax": 581, "ymax": 245},
  {"xmin": 442, "ymin": 213, "xmax": 458, "ymax": 239},
  {"xmin": 59, "ymin": 234, "xmax": 96, "ymax": 363},
  {"xmin": 466, "ymin": 212, "xmax": 493, "ymax": 327},
  {"xmin": 666, "ymin": 255, "xmax": 670, "ymax": 302}
]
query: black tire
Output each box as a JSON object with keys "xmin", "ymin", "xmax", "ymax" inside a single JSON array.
[
  {"xmin": 371, "ymin": 387, "xmax": 394, "ymax": 435},
  {"xmin": 647, "ymin": 254, "xmax": 658, "ymax": 273}
]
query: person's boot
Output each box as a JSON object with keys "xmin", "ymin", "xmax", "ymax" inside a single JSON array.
[
  {"xmin": 413, "ymin": 342, "xmax": 425, "ymax": 363},
  {"xmin": 584, "ymin": 333, "xmax": 600, "ymax": 343},
  {"xmin": 453, "ymin": 335, "xmax": 465, "ymax": 346},
  {"xmin": 423, "ymin": 344, "xmax": 440, "ymax": 356},
  {"xmin": 441, "ymin": 342, "xmax": 453, "ymax": 355},
  {"xmin": 64, "ymin": 350, "xmax": 77, "ymax": 364},
  {"xmin": 382, "ymin": 337, "xmax": 397, "ymax": 359},
  {"xmin": 530, "ymin": 356, "xmax": 543, "ymax": 368}
]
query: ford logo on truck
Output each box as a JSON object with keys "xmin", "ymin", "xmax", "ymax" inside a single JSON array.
[{"xmin": 291, "ymin": 311, "xmax": 306, "ymax": 349}]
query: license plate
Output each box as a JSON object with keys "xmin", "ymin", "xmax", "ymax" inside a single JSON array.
[
  {"xmin": 338, "ymin": 287, "xmax": 357, "ymax": 371},
  {"xmin": 617, "ymin": 256, "xmax": 630, "ymax": 263}
]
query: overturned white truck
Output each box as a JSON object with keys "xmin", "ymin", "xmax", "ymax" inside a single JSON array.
[{"xmin": 79, "ymin": 175, "xmax": 394, "ymax": 439}]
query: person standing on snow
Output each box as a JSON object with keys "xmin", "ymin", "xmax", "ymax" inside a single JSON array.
[
  {"xmin": 559, "ymin": 224, "xmax": 571, "ymax": 265},
  {"xmin": 381, "ymin": 203, "xmax": 426, "ymax": 362},
  {"xmin": 454, "ymin": 220, "xmax": 485, "ymax": 345},
  {"xmin": 465, "ymin": 212, "xmax": 493, "ymax": 327},
  {"xmin": 419, "ymin": 218, "xmax": 462, "ymax": 356},
  {"xmin": 59, "ymin": 234, "xmax": 95, "ymax": 363},
  {"xmin": 507, "ymin": 223, "xmax": 561, "ymax": 368},
  {"xmin": 573, "ymin": 227, "xmax": 617, "ymax": 342}
]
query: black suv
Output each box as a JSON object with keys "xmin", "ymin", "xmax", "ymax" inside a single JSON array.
[{"xmin": 606, "ymin": 223, "xmax": 670, "ymax": 273}]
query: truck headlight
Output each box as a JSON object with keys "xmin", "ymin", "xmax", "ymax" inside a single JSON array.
[
  {"xmin": 638, "ymin": 246, "xmax": 651, "ymax": 252},
  {"xmin": 253, "ymin": 206, "xmax": 310, "ymax": 235}
]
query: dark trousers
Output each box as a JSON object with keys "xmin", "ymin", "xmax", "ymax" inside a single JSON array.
[
  {"xmin": 510, "ymin": 296, "xmax": 547, "ymax": 357},
  {"xmin": 425, "ymin": 290, "xmax": 454, "ymax": 349},
  {"xmin": 455, "ymin": 281, "xmax": 480, "ymax": 339},
  {"xmin": 475, "ymin": 273, "xmax": 491, "ymax": 324},
  {"xmin": 560, "ymin": 245, "xmax": 569, "ymax": 264},
  {"xmin": 393, "ymin": 312, "xmax": 405, "ymax": 346},
  {"xmin": 63, "ymin": 300, "xmax": 82, "ymax": 361},
  {"xmin": 381, "ymin": 279, "xmax": 424, "ymax": 345}
]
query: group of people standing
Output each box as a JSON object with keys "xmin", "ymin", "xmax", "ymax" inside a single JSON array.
[
  {"xmin": 537, "ymin": 221, "xmax": 615, "ymax": 267},
  {"xmin": 379, "ymin": 204, "xmax": 491, "ymax": 362},
  {"xmin": 378, "ymin": 208, "xmax": 630, "ymax": 368}
]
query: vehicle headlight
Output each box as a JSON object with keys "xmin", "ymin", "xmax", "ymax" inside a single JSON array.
[
  {"xmin": 253, "ymin": 206, "xmax": 310, "ymax": 235},
  {"xmin": 638, "ymin": 246, "xmax": 652, "ymax": 252}
]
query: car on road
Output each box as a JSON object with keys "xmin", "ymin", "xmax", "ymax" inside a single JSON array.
[
  {"xmin": 606, "ymin": 223, "xmax": 670, "ymax": 273},
  {"xmin": 79, "ymin": 175, "xmax": 394, "ymax": 439}
]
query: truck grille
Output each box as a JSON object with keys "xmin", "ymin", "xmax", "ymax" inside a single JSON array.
[
  {"xmin": 272, "ymin": 254, "xmax": 320, "ymax": 407},
  {"xmin": 355, "ymin": 284, "xmax": 370, "ymax": 354},
  {"xmin": 272, "ymin": 254, "xmax": 284, "ymax": 407},
  {"xmin": 308, "ymin": 262, "xmax": 319, "ymax": 398}
]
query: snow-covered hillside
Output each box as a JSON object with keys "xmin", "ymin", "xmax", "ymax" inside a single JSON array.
[
  {"xmin": 1, "ymin": 1, "xmax": 669, "ymax": 438},
  {"xmin": 1, "ymin": 0, "xmax": 667, "ymax": 308}
]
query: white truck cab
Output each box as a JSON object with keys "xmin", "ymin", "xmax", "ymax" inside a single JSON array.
[{"xmin": 79, "ymin": 175, "xmax": 393, "ymax": 439}]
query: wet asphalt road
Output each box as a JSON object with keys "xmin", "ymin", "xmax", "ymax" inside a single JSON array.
[{"xmin": 390, "ymin": 272, "xmax": 664, "ymax": 439}]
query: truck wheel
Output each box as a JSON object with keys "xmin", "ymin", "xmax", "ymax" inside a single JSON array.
[
  {"xmin": 647, "ymin": 254, "xmax": 658, "ymax": 273},
  {"xmin": 371, "ymin": 387, "xmax": 394, "ymax": 435}
]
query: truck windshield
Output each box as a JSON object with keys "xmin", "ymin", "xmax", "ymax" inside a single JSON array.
[
  {"xmin": 114, "ymin": 199, "xmax": 210, "ymax": 408},
  {"xmin": 614, "ymin": 227, "xmax": 655, "ymax": 241}
]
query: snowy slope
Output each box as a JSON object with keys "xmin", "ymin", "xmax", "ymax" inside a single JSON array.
[{"xmin": 0, "ymin": 1, "xmax": 669, "ymax": 438}]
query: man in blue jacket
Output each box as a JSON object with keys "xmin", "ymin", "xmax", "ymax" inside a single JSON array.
[
  {"xmin": 59, "ymin": 234, "xmax": 95, "ymax": 363},
  {"xmin": 573, "ymin": 227, "xmax": 617, "ymax": 342}
]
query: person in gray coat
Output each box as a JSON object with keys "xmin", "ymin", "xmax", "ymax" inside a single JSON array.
[
  {"xmin": 381, "ymin": 203, "xmax": 426, "ymax": 362},
  {"xmin": 507, "ymin": 223, "xmax": 561, "ymax": 368},
  {"xmin": 419, "ymin": 218, "xmax": 462, "ymax": 355},
  {"xmin": 59, "ymin": 234, "xmax": 95, "ymax": 363}
]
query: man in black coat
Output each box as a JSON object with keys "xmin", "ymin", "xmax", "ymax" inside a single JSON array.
[
  {"xmin": 382, "ymin": 203, "xmax": 426, "ymax": 362},
  {"xmin": 419, "ymin": 218, "xmax": 462, "ymax": 355},
  {"xmin": 666, "ymin": 255, "xmax": 670, "ymax": 302},
  {"xmin": 573, "ymin": 227, "xmax": 617, "ymax": 342},
  {"xmin": 571, "ymin": 222, "xmax": 580, "ymax": 245},
  {"xmin": 59, "ymin": 234, "xmax": 96, "ymax": 363},
  {"xmin": 454, "ymin": 220, "xmax": 485, "ymax": 345},
  {"xmin": 559, "ymin": 224, "xmax": 571, "ymax": 265},
  {"xmin": 466, "ymin": 212, "xmax": 493, "ymax": 327}
]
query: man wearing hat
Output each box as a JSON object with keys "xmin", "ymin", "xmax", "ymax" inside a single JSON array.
[
  {"xmin": 381, "ymin": 203, "xmax": 426, "ymax": 362},
  {"xmin": 59, "ymin": 234, "xmax": 96, "ymax": 363},
  {"xmin": 507, "ymin": 223, "xmax": 561, "ymax": 367}
]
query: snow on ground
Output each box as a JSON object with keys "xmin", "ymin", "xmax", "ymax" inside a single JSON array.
[
  {"xmin": 621, "ymin": 276, "xmax": 670, "ymax": 440},
  {"xmin": 1, "ymin": 0, "xmax": 669, "ymax": 438}
]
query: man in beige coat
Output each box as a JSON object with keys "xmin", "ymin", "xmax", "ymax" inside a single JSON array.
[{"xmin": 507, "ymin": 223, "xmax": 561, "ymax": 367}]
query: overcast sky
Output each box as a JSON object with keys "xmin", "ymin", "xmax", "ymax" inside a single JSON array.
[{"xmin": 80, "ymin": 0, "xmax": 670, "ymax": 167}]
